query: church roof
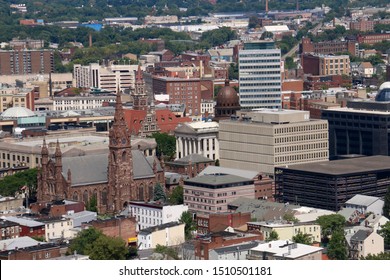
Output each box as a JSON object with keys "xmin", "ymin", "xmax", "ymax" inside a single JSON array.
[{"xmin": 62, "ymin": 150, "xmax": 158, "ymax": 186}]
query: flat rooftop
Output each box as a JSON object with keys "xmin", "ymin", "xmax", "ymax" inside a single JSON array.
[
  {"xmin": 276, "ymin": 155, "xmax": 390, "ymax": 175},
  {"xmin": 185, "ymin": 174, "xmax": 253, "ymax": 188}
]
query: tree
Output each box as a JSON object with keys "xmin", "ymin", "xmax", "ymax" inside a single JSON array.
[
  {"xmin": 150, "ymin": 132, "xmax": 176, "ymax": 160},
  {"xmin": 266, "ymin": 230, "xmax": 279, "ymax": 242},
  {"xmin": 0, "ymin": 168, "xmax": 38, "ymax": 197},
  {"xmin": 285, "ymin": 56, "xmax": 297, "ymax": 70},
  {"xmin": 283, "ymin": 213, "xmax": 299, "ymax": 223},
  {"xmin": 88, "ymin": 235, "xmax": 128, "ymax": 260},
  {"xmin": 383, "ymin": 186, "xmax": 390, "ymax": 219},
  {"xmin": 153, "ymin": 183, "xmax": 166, "ymax": 201},
  {"xmin": 378, "ymin": 221, "xmax": 390, "ymax": 249},
  {"xmin": 360, "ymin": 252, "xmax": 390, "ymax": 260},
  {"xmin": 168, "ymin": 185, "xmax": 183, "ymax": 205},
  {"xmin": 126, "ymin": 246, "xmax": 138, "ymax": 260},
  {"xmin": 179, "ymin": 211, "xmax": 196, "ymax": 240},
  {"xmin": 316, "ymin": 214, "xmax": 346, "ymax": 241},
  {"xmin": 327, "ymin": 229, "xmax": 348, "ymax": 260},
  {"xmin": 215, "ymin": 159, "xmax": 220, "ymax": 166},
  {"xmin": 154, "ymin": 244, "xmax": 179, "ymax": 259},
  {"xmin": 68, "ymin": 227, "xmax": 103, "ymax": 255},
  {"xmin": 292, "ymin": 232, "xmax": 312, "ymax": 245},
  {"xmin": 260, "ymin": 31, "xmax": 273, "ymax": 40},
  {"xmin": 228, "ymin": 63, "xmax": 238, "ymax": 80},
  {"xmin": 86, "ymin": 194, "xmax": 98, "ymax": 213},
  {"xmin": 248, "ymin": 16, "xmax": 260, "ymax": 29}
]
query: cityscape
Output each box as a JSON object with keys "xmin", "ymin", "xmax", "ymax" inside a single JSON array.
[{"xmin": 0, "ymin": 0, "xmax": 390, "ymax": 261}]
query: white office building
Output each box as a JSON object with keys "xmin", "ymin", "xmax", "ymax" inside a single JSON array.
[{"xmin": 238, "ymin": 41, "xmax": 282, "ymax": 110}]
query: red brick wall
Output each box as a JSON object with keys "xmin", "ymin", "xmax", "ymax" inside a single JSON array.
[{"xmin": 85, "ymin": 217, "xmax": 137, "ymax": 242}]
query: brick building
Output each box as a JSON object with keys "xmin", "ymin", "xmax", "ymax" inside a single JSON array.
[
  {"xmin": 152, "ymin": 76, "xmax": 213, "ymax": 116},
  {"xmin": 165, "ymin": 154, "xmax": 215, "ymax": 178},
  {"xmin": 2, "ymin": 216, "xmax": 45, "ymax": 239},
  {"xmin": 0, "ymin": 50, "xmax": 54, "ymax": 75},
  {"xmin": 0, "ymin": 243, "xmax": 61, "ymax": 260},
  {"xmin": 196, "ymin": 212, "xmax": 251, "ymax": 235},
  {"xmin": 300, "ymin": 37, "xmax": 357, "ymax": 56},
  {"xmin": 350, "ymin": 19, "xmax": 375, "ymax": 32},
  {"xmin": 357, "ymin": 34, "xmax": 390, "ymax": 45},
  {"xmin": 302, "ymin": 53, "xmax": 350, "ymax": 76},
  {"xmin": 304, "ymin": 75, "xmax": 352, "ymax": 91},
  {"xmin": 0, "ymin": 219, "xmax": 21, "ymax": 240},
  {"xmin": 191, "ymin": 231, "xmax": 263, "ymax": 260},
  {"xmin": 82, "ymin": 216, "xmax": 137, "ymax": 244}
]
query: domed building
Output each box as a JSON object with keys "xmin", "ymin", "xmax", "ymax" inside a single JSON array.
[
  {"xmin": 1, "ymin": 107, "xmax": 36, "ymax": 120},
  {"xmin": 375, "ymin": 82, "xmax": 390, "ymax": 102},
  {"xmin": 213, "ymin": 79, "xmax": 240, "ymax": 122}
]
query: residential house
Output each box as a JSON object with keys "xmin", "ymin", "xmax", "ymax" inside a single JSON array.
[
  {"xmin": 36, "ymin": 217, "xmax": 76, "ymax": 242},
  {"xmin": 0, "ymin": 243, "xmax": 61, "ymax": 260},
  {"xmin": 358, "ymin": 62, "xmax": 374, "ymax": 78},
  {"xmin": 137, "ymin": 221, "xmax": 185, "ymax": 250},
  {"xmin": 209, "ymin": 241, "xmax": 261, "ymax": 260},
  {"xmin": 2, "ymin": 216, "xmax": 45, "ymax": 239},
  {"xmin": 247, "ymin": 221, "xmax": 321, "ymax": 243},
  {"xmin": 345, "ymin": 194, "xmax": 384, "ymax": 216},
  {"xmin": 360, "ymin": 214, "xmax": 389, "ymax": 232},
  {"xmin": 0, "ymin": 220, "xmax": 21, "ymax": 240},
  {"xmin": 346, "ymin": 229, "xmax": 384, "ymax": 259},
  {"xmin": 127, "ymin": 201, "xmax": 188, "ymax": 231},
  {"xmin": 196, "ymin": 212, "xmax": 252, "ymax": 235}
]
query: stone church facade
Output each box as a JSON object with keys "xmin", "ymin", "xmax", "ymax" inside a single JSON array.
[{"xmin": 37, "ymin": 91, "xmax": 165, "ymax": 214}]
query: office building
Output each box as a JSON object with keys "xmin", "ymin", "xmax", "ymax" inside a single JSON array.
[
  {"xmin": 219, "ymin": 110, "xmax": 329, "ymax": 175},
  {"xmin": 0, "ymin": 50, "xmax": 54, "ymax": 75},
  {"xmin": 322, "ymin": 82, "xmax": 390, "ymax": 158},
  {"xmin": 238, "ymin": 41, "xmax": 282, "ymax": 109},
  {"xmin": 274, "ymin": 156, "xmax": 390, "ymax": 211}
]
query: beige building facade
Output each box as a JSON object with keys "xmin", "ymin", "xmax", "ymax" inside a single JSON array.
[
  {"xmin": 319, "ymin": 54, "xmax": 350, "ymax": 76},
  {"xmin": 137, "ymin": 222, "xmax": 185, "ymax": 250},
  {"xmin": 219, "ymin": 110, "xmax": 329, "ymax": 175}
]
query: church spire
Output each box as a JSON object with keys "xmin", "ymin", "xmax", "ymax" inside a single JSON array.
[
  {"xmin": 136, "ymin": 64, "xmax": 143, "ymax": 81},
  {"xmin": 41, "ymin": 137, "xmax": 48, "ymax": 156}
]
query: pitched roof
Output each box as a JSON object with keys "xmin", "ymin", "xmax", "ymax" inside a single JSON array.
[
  {"xmin": 173, "ymin": 154, "xmax": 214, "ymax": 164},
  {"xmin": 351, "ymin": 229, "xmax": 371, "ymax": 242},
  {"xmin": 3, "ymin": 216, "xmax": 44, "ymax": 227},
  {"xmin": 345, "ymin": 194, "xmax": 382, "ymax": 207},
  {"xmin": 61, "ymin": 150, "xmax": 159, "ymax": 186},
  {"xmin": 0, "ymin": 236, "xmax": 44, "ymax": 251}
]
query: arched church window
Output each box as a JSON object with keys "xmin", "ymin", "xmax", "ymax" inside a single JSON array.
[
  {"xmin": 73, "ymin": 192, "xmax": 79, "ymax": 201},
  {"xmin": 83, "ymin": 190, "xmax": 88, "ymax": 204},
  {"xmin": 101, "ymin": 188, "xmax": 108, "ymax": 205},
  {"xmin": 122, "ymin": 151, "xmax": 127, "ymax": 161},
  {"xmin": 139, "ymin": 184, "xmax": 144, "ymax": 201}
]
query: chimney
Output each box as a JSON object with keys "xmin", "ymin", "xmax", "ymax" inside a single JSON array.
[
  {"xmin": 89, "ymin": 33, "xmax": 92, "ymax": 48},
  {"xmin": 265, "ymin": 0, "xmax": 269, "ymax": 13}
]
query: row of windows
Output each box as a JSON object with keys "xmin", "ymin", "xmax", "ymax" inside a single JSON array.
[
  {"xmin": 241, "ymin": 100, "xmax": 281, "ymax": 104},
  {"xmin": 130, "ymin": 207, "xmax": 162, "ymax": 217},
  {"xmin": 240, "ymin": 76, "xmax": 280, "ymax": 81},
  {"xmin": 275, "ymin": 152, "xmax": 328, "ymax": 163},
  {"xmin": 275, "ymin": 142, "xmax": 328, "ymax": 153},
  {"xmin": 275, "ymin": 133, "xmax": 328, "ymax": 143},
  {"xmin": 239, "ymin": 59, "xmax": 280, "ymax": 64},
  {"xmin": 243, "ymin": 71, "xmax": 281, "ymax": 75},
  {"xmin": 240, "ymin": 82, "xmax": 281, "ymax": 87},
  {"xmin": 240, "ymin": 65, "xmax": 281, "ymax": 70},
  {"xmin": 274, "ymin": 124, "xmax": 327, "ymax": 134},
  {"xmin": 239, "ymin": 53, "xmax": 280, "ymax": 58},
  {"xmin": 240, "ymin": 88, "xmax": 281, "ymax": 93}
]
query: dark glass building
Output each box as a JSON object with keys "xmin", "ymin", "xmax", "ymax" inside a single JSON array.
[
  {"xmin": 275, "ymin": 156, "xmax": 390, "ymax": 211},
  {"xmin": 322, "ymin": 82, "xmax": 390, "ymax": 159}
]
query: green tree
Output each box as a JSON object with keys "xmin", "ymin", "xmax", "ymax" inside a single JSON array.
[
  {"xmin": 151, "ymin": 132, "xmax": 176, "ymax": 160},
  {"xmin": 378, "ymin": 221, "xmax": 390, "ymax": 249},
  {"xmin": 68, "ymin": 227, "xmax": 103, "ymax": 255},
  {"xmin": 179, "ymin": 211, "xmax": 196, "ymax": 240},
  {"xmin": 154, "ymin": 244, "xmax": 179, "ymax": 259},
  {"xmin": 86, "ymin": 194, "xmax": 98, "ymax": 213},
  {"xmin": 88, "ymin": 234, "xmax": 128, "ymax": 260},
  {"xmin": 168, "ymin": 185, "xmax": 183, "ymax": 205},
  {"xmin": 248, "ymin": 16, "xmax": 260, "ymax": 29},
  {"xmin": 283, "ymin": 213, "xmax": 299, "ymax": 223},
  {"xmin": 126, "ymin": 246, "xmax": 138, "ymax": 260},
  {"xmin": 266, "ymin": 230, "xmax": 279, "ymax": 242},
  {"xmin": 327, "ymin": 229, "xmax": 348, "ymax": 260},
  {"xmin": 0, "ymin": 168, "xmax": 38, "ymax": 197},
  {"xmin": 383, "ymin": 186, "xmax": 390, "ymax": 219},
  {"xmin": 316, "ymin": 214, "xmax": 346, "ymax": 241},
  {"xmin": 360, "ymin": 252, "xmax": 390, "ymax": 260},
  {"xmin": 285, "ymin": 56, "xmax": 297, "ymax": 70},
  {"xmin": 153, "ymin": 183, "xmax": 166, "ymax": 202},
  {"xmin": 228, "ymin": 63, "xmax": 238, "ymax": 80},
  {"xmin": 292, "ymin": 232, "xmax": 312, "ymax": 245},
  {"xmin": 260, "ymin": 31, "xmax": 274, "ymax": 40},
  {"xmin": 215, "ymin": 159, "xmax": 220, "ymax": 166}
]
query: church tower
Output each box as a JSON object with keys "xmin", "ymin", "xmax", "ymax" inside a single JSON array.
[
  {"xmin": 107, "ymin": 89, "xmax": 135, "ymax": 213},
  {"xmin": 37, "ymin": 138, "xmax": 49, "ymax": 202},
  {"xmin": 132, "ymin": 65, "xmax": 148, "ymax": 111},
  {"xmin": 54, "ymin": 140, "xmax": 64, "ymax": 200}
]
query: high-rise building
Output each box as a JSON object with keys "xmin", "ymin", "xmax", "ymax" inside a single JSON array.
[
  {"xmin": 0, "ymin": 50, "xmax": 53, "ymax": 75},
  {"xmin": 238, "ymin": 41, "xmax": 282, "ymax": 109},
  {"xmin": 219, "ymin": 109, "xmax": 329, "ymax": 175}
]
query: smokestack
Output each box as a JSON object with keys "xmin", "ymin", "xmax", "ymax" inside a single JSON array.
[
  {"xmin": 265, "ymin": 0, "xmax": 269, "ymax": 13},
  {"xmin": 296, "ymin": 0, "xmax": 299, "ymax": 11},
  {"xmin": 49, "ymin": 72, "xmax": 52, "ymax": 98},
  {"xmin": 89, "ymin": 33, "xmax": 92, "ymax": 47}
]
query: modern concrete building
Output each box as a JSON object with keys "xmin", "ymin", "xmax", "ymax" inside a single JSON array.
[
  {"xmin": 184, "ymin": 173, "xmax": 255, "ymax": 214},
  {"xmin": 73, "ymin": 63, "xmax": 141, "ymax": 92},
  {"xmin": 174, "ymin": 121, "xmax": 219, "ymax": 160},
  {"xmin": 238, "ymin": 40, "xmax": 282, "ymax": 110},
  {"xmin": 219, "ymin": 109, "xmax": 329, "ymax": 175}
]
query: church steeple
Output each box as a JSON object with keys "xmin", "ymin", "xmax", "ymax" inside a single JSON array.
[
  {"xmin": 132, "ymin": 65, "xmax": 148, "ymax": 111},
  {"xmin": 107, "ymin": 87, "xmax": 135, "ymax": 213}
]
